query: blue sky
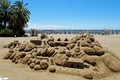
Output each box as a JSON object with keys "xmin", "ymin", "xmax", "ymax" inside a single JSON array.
[{"xmin": 23, "ymin": 0, "xmax": 120, "ymax": 30}]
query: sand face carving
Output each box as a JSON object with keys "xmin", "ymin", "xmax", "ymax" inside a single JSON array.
[{"xmin": 3, "ymin": 34, "xmax": 120, "ymax": 79}]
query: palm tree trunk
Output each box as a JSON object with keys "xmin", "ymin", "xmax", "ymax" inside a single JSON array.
[
  {"xmin": 3, "ymin": 11, "xmax": 7, "ymax": 27},
  {"xmin": 4, "ymin": 20, "xmax": 7, "ymax": 27}
]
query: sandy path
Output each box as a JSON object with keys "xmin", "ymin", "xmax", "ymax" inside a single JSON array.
[{"xmin": 0, "ymin": 34, "xmax": 120, "ymax": 80}]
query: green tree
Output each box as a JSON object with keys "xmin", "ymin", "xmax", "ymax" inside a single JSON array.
[
  {"xmin": 0, "ymin": 0, "xmax": 30, "ymax": 37},
  {"xmin": 0, "ymin": 0, "xmax": 11, "ymax": 28},
  {"xmin": 0, "ymin": 0, "xmax": 4, "ymax": 28},
  {"xmin": 10, "ymin": 0, "xmax": 30, "ymax": 36},
  {"xmin": 12, "ymin": 0, "xmax": 30, "ymax": 28}
]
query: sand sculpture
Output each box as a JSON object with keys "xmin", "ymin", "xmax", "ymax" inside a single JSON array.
[{"xmin": 4, "ymin": 33, "xmax": 120, "ymax": 79}]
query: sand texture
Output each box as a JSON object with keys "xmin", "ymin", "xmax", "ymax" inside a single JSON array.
[{"xmin": 0, "ymin": 34, "xmax": 120, "ymax": 80}]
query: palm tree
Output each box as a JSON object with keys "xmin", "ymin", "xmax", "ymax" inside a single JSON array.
[
  {"xmin": 7, "ymin": 0, "xmax": 30, "ymax": 36},
  {"xmin": 0, "ymin": 10, "xmax": 4, "ymax": 29},
  {"xmin": 0, "ymin": 0, "xmax": 30, "ymax": 36},
  {"xmin": 0, "ymin": 0, "xmax": 4, "ymax": 27},
  {"xmin": 12, "ymin": 0, "xmax": 30, "ymax": 28},
  {"xmin": 0, "ymin": 0, "xmax": 11, "ymax": 28},
  {"xmin": 8, "ymin": 6, "xmax": 17, "ymax": 28}
]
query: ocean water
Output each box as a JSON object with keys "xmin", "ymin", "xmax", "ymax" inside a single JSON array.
[{"xmin": 26, "ymin": 30, "xmax": 120, "ymax": 34}]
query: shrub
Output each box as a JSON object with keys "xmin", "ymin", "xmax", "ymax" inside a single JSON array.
[
  {"xmin": 15, "ymin": 29, "xmax": 25, "ymax": 37},
  {"xmin": 0, "ymin": 28, "xmax": 14, "ymax": 37}
]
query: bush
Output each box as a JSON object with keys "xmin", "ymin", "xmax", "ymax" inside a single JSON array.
[
  {"xmin": 0, "ymin": 28, "xmax": 14, "ymax": 37},
  {"xmin": 9, "ymin": 26, "xmax": 25, "ymax": 37},
  {"xmin": 15, "ymin": 29, "xmax": 25, "ymax": 37}
]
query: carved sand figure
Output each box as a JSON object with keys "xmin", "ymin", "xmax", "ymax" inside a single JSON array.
[{"xmin": 3, "ymin": 34, "xmax": 120, "ymax": 79}]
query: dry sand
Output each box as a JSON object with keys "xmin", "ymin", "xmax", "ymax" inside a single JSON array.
[{"xmin": 0, "ymin": 34, "xmax": 120, "ymax": 80}]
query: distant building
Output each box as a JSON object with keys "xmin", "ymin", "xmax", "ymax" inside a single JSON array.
[{"xmin": 30, "ymin": 29, "xmax": 38, "ymax": 36}]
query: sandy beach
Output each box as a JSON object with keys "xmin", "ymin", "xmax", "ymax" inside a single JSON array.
[{"xmin": 0, "ymin": 34, "xmax": 120, "ymax": 80}]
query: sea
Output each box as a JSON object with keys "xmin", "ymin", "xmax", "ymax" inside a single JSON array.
[{"xmin": 26, "ymin": 30, "xmax": 120, "ymax": 34}]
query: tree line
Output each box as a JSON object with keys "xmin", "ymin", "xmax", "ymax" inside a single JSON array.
[{"xmin": 0, "ymin": 0, "xmax": 30, "ymax": 37}]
